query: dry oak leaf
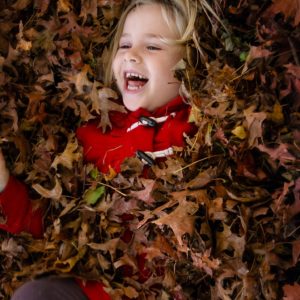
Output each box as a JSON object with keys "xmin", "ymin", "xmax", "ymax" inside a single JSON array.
[
  {"xmin": 32, "ymin": 176, "xmax": 62, "ymax": 200},
  {"xmin": 153, "ymin": 195, "xmax": 198, "ymax": 247},
  {"xmin": 11, "ymin": 0, "xmax": 32, "ymax": 10},
  {"xmin": 1, "ymin": 238, "xmax": 26, "ymax": 258},
  {"xmin": 90, "ymin": 85, "xmax": 126, "ymax": 131},
  {"xmin": 191, "ymin": 249, "xmax": 220, "ymax": 276},
  {"xmin": 88, "ymin": 238, "xmax": 120, "ymax": 260},
  {"xmin": 51, "ymin": 135, "xmax": 81, "ymax": 170},
  {"xmin": 285, "ymin": 63, "xmax": 300, "ymax": 78},
  {"xmin": 211, "ymin": 268, "xmax": 237, "ymax": 300},
  {"xmin": 130, "ymin": 178, "xmax": 156, "ymax": 205},
  {"xmin": 244, "ymin": 106, "xmax": 267, "ymax": 148},
  {"xmin": 287, "ymin": 178, "xmax": 300, "ymax": 219},
  {"xmin": 216, "ymin": 222, "xmax": 246, "ymax": 258},
  {"xmin": 292, "ymin": 240, "xmax": 300, "ymax": 266},
  {"xmin": 268, "ymin": 0, "xmax": 300, "ymax": 26},
  {"xmin": 34, "ymin": 0, "xmax": 51, "ymax": 16},
  {"xmin": 2, "ymin": 97, "xmax": 18, "ymax": 132},
  {"xmin": 54, "ymin": 246, "xmax": 87, "ymax": 273},
  {"xmin": 79, "ymin": 0, "xmax": 98, "ymax": 23},
  {"xmin": 257, "ymin": 143, "xmax": 296, "ymax": 167},
  {"xmin": 16, "ymin": 21, "xmax": 32, "ymax": 52},
  {"xmin": 187, "ymin": 166, "xmax": 218, "ymax": 189},
  {"xmin": 283, "ymin": 283, "xmax": 300, "ymax": 300},
  {"xmin": 57, "ymin": 0, "xmax": 72, "ymax": 13},
  {"xmin": 64, "ymin": 64, "xmax": 93, "ymax": 94},
  {"xmin": 242, "ymin": 46, "xmax": 272, "ymax": 74}
]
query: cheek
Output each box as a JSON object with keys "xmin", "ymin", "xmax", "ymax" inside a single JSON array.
[{"xmin": 112, "ymin": 55, "xmax": 121, "ymax": 78}]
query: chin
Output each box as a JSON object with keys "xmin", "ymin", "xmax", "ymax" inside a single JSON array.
[{"xmin": 123, "ymin": 99, "xmax": 141, "ymax": 112}]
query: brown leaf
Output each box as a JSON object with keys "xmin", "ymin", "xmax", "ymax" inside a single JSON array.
[
  {"xmin": 1, "ymin": 238, "xmax": 27, "ymax": 258},
  {"xmin": 257, "ymin": 143, "xmax": 296, "ymax": 167},
  {"xmin": 216, "ymin": 222, "xmax": 246, "ymax": 257},
  {"xmin": 153, "ymin": 194, "xmax": 198, "ymax": 247},
  {"xmin": 287, "ymin": 178, "xmax": 300, "ymax": 219},
  {"xmin": 51, "ymin": 135, "xmax": 81, "ymax": 170},
  {"xmin": 191, "ymin": 249, "xmax": 220, "ymax": 276},
  {"xmin": 242, "ymin": 46, "xmax": 273, "ymax": 74},
  {"xmin": 283, "ymin": 283, "xmax": 300, "ymax": 300},
  {"xmin": 79, "ymin": 0, "xmax": 97, "ymax": 23},
  {"xmin": 90, "ymin": 86, "xmax": 126, "ymax": 131},
  {"xmin": 57, "ymin": 0, "xmax": 72, "ymax": 13},
  {"xmin": 34, "ymin": 0, "xmax": 51, "ymax": 16},
  {"xmin": 130, "ymin": 178, "xmax": 156, "ymax": 205},
  {"xmin": 187, "ymin": 167, "xmax": 217, "ymax": 189},
  {"xmin": 292, "ymin": 240, "xmax": 300, "ymax": 266},
  {"xmin": 32, "ymin": 177, "xmax": 62, "ymax": 200},
  {"xmin": 66, "ymin": 64, "xmax": 93, "ymax": 94},
  {"xmin": 269, "ymin": 0, "xmax": 300, "ymax": 26},
  {"xmin": 244, "ymin": 106, "xmax": 267, "ymax": 147},
  {"xmin": 12, "ymin": 0, "xmax": 32, "ymax": 10}
]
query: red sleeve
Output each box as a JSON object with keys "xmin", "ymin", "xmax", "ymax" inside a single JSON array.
[
  {"xmin": 0, "ymin": 176, "xmax": 43, "ymax": 238},
  {"xmin": 75, "ymin": 279, "xmax": 111, "ymax": 300}
]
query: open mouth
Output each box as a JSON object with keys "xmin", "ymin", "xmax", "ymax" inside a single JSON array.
[{"xmin": 124, "ymin": 72, "xmax": 148, "ymax": 91}]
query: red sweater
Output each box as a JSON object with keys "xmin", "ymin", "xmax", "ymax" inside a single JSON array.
[{"xmin": 0, "ymin": 96, "xmax": 194, "ymax": 300}]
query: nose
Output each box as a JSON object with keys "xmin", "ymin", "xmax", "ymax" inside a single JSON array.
[{"xmin": 124, "ymin": 48, "xmax": 141, "ymax": 63}]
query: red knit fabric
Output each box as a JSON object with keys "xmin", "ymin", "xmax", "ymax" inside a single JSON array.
[
  {"xmin": 0, "ymin": 96, "xmax": 194, "ymax": 300},
  {"xmin": 0, "ymin": 176, "xmax": 43, "ymax": 238},
  {"xmin": 75, "ymin": 279, "xmax": 111, "ymax": 300},
  {"xmin": 76, "ymin": 95, "xmax": 194, "ymax": 174}
]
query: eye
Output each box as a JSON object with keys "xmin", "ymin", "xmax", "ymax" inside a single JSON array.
[
  {"xmin": 147, "ymin": 45, "xmax": 161, "ymax": 51},
  {"xmin": 119, "ymin": 44, "xmax": 131, "ymax": 49}
]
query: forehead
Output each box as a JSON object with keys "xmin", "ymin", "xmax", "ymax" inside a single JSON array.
[{"xmin": 122, "ymin": 3, "xmax": 179, "ymax": 39}]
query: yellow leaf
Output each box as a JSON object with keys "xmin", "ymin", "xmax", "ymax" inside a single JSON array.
[
  {"xmin": 54, "ymin": 247, "xmax": 87, "ymax": 273},
  {"xmin": 232, "ymin": 125, "xmax": 247, "ymax": 139},
  {"xmin": 57, "ymin": 0, "xmax": 72, "ymax": 13},
  {"xmin": 270, "ymin": 102, "xmax": 284, "ymax": 124}
]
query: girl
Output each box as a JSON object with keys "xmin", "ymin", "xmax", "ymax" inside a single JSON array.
[{"xmin": 0, "ymin": 0, "xmax": 199, "ymax": 299}]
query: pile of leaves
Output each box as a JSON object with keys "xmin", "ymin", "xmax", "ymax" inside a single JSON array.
[{"xmin": 0, "ymin": 0, "xmax": 299, "ymax": 299}]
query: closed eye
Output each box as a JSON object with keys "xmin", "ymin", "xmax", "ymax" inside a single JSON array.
[
  {"xmin": 147, "ymin": 45, "xmax": 161, "ymax": 51},
  {"xmin": 119, "ymin": 44, "xmax": 131, "ymax": 49}
]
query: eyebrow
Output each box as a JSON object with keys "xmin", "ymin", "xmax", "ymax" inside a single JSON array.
[{"xmin": 121, "ymin": 33, "xmax": 164, "ymax": 39}]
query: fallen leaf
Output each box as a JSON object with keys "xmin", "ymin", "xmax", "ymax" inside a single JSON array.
[
  {"xmin": 32, "ymin": 177, "xmax": 62, "ymax": 200},
  {"xmin": 283, "ymin": 283, "xmax": 300, "ymax": 300},
  {"xmin": 268, "ymin": 0, "xmax": 300, "ymax": 26},
  {"xmin": 153, "ymin": 196, "xmax": 198, "ymax": 247},
  {"xmin": 51, "ymin": 135, "xmax": 82, "ymax": 170}
]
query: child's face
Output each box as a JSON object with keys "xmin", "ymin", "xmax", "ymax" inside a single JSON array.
[{"xmin": 112, "ymin": 4, "xmax": 183, "ymax": 111}]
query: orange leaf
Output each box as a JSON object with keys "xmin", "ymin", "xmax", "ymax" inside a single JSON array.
[
  {"xmin": 283, "ymin": 283, "xmax": 300, "ymax": 300},
  {"xmin": 269, "ymin": 0, "xmax": 300, "ymax": 26}
]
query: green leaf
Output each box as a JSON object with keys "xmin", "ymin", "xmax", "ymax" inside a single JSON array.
[
  {"xmin": 90, "ymin": 168, "xmax": 99, "ymax": 180},
  {"xmin": 239, "ymin": 51, "xmax": 248, "ymax": 62},
  {"xmin": 84, "ymin": 185, "xmax": 105, "ymax": 205}
]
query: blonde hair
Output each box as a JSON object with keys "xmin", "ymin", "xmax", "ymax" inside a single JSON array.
[{"xmin": 104, "ymin": 0, "xmax": 198, "ymax": 86}]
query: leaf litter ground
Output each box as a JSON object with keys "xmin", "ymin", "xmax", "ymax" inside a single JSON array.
[{"xmin": 0, "ymin": 0, "xmax": 299, "ymax": 299}]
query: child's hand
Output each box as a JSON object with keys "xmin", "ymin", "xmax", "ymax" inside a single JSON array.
[{"xmin": 0, "ymin": 149, "xmax": 10, "ymax": 192}]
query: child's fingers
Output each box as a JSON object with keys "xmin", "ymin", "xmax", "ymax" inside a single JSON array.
[
  {"xmin": 0, "ymin": 148, "xmax": 10, "ymax": 192},
  {"xmin": 0, "ymin": 148, "xmax": 5, "ymax": 168}
]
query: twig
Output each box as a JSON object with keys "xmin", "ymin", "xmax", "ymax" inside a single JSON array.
[
  {"xmin": 288, "ymin": 37, "xmax": 300, "ymax": 66},
  {"xmin": 174, "ymin": 154, "xmax": 222, "ymax": 173},
  {"xmin": 100, "ymin": 182, "xmax": 127, "ymax": 197}
]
